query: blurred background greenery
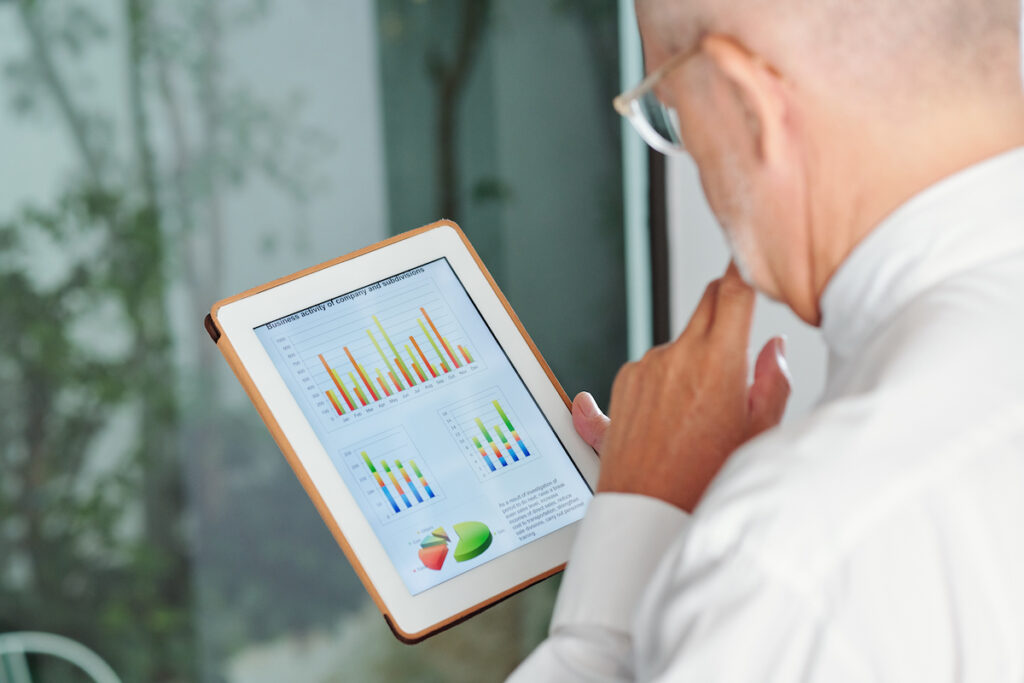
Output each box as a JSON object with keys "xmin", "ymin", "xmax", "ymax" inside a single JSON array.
[{"xmin": 0, "ymin": 0, "xmax": 630, "ymax": 680}]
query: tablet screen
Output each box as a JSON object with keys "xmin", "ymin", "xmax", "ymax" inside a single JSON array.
[{"xmin": 253, "ymin": 258, "xmax": 593, "ymax": 594}]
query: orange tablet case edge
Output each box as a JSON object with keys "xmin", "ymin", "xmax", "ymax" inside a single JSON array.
[{"xmin": 204, "ymin": 220, "xmax": 575, "ymax": 643}]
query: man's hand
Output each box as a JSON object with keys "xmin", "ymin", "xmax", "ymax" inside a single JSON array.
[{"xmin": 572, "ymin": 264, "xmax": 791, "ymax": 513}]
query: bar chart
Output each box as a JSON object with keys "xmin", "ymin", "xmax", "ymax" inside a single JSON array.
[
  {"xmin": 439, "ymin": 388, "xmax": 537, "ymax": 481},
  {"xmin": 272, "ymin": 274, "xmax": 484, "ymax": 430},
  {"xmin": 339, "ymin": 427, "xmax": 444, "ymax": 524}
]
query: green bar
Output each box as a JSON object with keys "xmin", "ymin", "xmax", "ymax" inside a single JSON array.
[
  {"xmin": 475, "ymin": 418, "xmax": 495, "ymax": 443},
  {"xmin": 395, "ymin": 356, "xmax": 416, "ymax": 386},
  {"xmin": 463, "ymin": 347, "xmax": 474, "ymax": 363},
  {"xmin": 367, "ymin": 329, "xmax": 400, "ymax": 385},
  {"xmin": 405, "ymin": 346, "xmax": 423, "ymax": 378},
  {"xmin": 380, "ymin": 460, "xmax": 392, "ymax": 472},
  {"xmin": 493, "ymin": 400, "xmax": 515, "ymax": 432},
  {"xmin": 332, "ymin": 370, "xmax": 356, "ymax": 408},
  {"xmin": 441, "ymin": 360, "xmax": 451, "ymax": 373},
  {"xmin": 361, "ymin": 451, "xmax": 376, "ymax": 472},
  {"xmin": 472, "ymin": 437, "xmax": 483, "ymax": 449},
  {"xmin": 374, "ymin": 316, "xmax": 405, "ymax": 371},
  {"xmin": 395, "ymin": 461, "xmax": 405, "ymax": 471},
  {"xmin": 419, "ymin": 318, "xmax": 448, "ymax": 368},
  {"xmin": 494, "ymin": 425, "xmax": 510, "ymax": 445},
  {"xmin": 410, "ymin": 460, "xmax": 424, "ymax": 477}
]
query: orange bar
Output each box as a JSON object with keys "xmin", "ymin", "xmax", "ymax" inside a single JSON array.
[
  {"xmin": 441, "ymin": 337, "xmax": 461, "ymax": 368},
  {"xmin": 411, "ymin": 361, "xmax": 427, "ymax": 383},
  {"xmin": 330, "ymin": 368, "xmax": 356, "ymax": 410},
  {"xmin": 459, "ymin": 345, "xmax": 472, "ymax": 365},
  {"xmin": 377, "ymin": 376, "xmax": 392, "ymax": 398},
  {"xmin": 319, "ymin": 354, "xmax": 349, "ymax": 395},
  {"xmin": 344, "ymin": 347, "xmax": 379, "ymax": 402},
  {"xmin": 325, "ymin": 390, "xmax": 343, "ymax": 415},
  {"xmin": 396, "ymin": 358, "xmax": 415, "ymax": 387},
  {"xmin": 411, "ymin": 336, "xmax": 437, "ymax": 377},
  {"xmin": 389, "ymin": 370, "xmax": 403, "ymax": 392},
  {"xmin": 421, "ymin": 307, "xmax": 459, "ymax": 368}
]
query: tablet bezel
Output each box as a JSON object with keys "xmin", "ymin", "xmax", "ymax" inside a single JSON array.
[{"xmin": 210, "ymin": 221, "xmax": 600, "ymax": 640}]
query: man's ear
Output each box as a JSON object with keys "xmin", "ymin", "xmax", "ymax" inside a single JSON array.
[{"xmin": 700, "ymin": 35, "xmax": 789, "ymax": 165}]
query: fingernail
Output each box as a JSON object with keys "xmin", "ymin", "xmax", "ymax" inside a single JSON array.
[
  {"xmin": 775, "ymin": 336, "xmax": 792, "ymax": 382},
  {"xmin": 578, "ymin": 392, "xmax": 599, "ymax": 417}
]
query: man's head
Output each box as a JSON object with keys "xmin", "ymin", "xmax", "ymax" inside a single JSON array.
[{"xmin": 637, "ymin": 0, "xmax": 1024, "ymax": 323}]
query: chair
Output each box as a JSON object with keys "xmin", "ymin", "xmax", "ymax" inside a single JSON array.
[{"xmin": 0, "ymin": 632, "xmax": 121, "ymax": 683}]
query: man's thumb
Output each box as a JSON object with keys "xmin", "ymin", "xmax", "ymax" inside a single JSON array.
[
  {"xmin": 572, "ymin": 391, "xmax": 611, "ymax": 454},
  {"xmin": 747, "ymin": 337, "xmax": 792, "ymax": 438}
]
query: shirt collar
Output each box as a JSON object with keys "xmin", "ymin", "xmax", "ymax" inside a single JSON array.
[{"xmin": 820, "ymin": 146, "xmax": 1024, "ymax": 360}]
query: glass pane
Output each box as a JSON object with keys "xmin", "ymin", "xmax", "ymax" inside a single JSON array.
[{"xmin": 0, "ymin": 1, "xmax": 626, "ymax": 680}]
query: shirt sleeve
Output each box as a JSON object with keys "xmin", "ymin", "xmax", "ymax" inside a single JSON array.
[{"xmin": 507, "ymin": 493, "xmax": 691, "ymax": 682}]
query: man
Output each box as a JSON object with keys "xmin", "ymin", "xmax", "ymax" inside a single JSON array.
[{"xmin": 511, "ymin": 0, "xmax": 1024, "ymax": 680}]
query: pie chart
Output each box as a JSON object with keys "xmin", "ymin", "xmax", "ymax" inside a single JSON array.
[
  {"xmin": 453, "ymin": 521, "xmax": 492, "ymax": 562},
  {"xmin": 417, "ymin": 522, "xmax": 492, "ymax": 571}
]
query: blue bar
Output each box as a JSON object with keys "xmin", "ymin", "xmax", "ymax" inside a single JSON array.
[
  {"xmin": 400, "ymin": 493, "xmax": 412, "ymax": 508},
  {"xmin": 484, "ymin": 455, "xmax": 496, "ymax": 472},
  {"xmin": 424, "ymin": 485, "xmax": 436, "ymax": 498},
  {"xmin": 407, "ymin": 479, "xmax": 424, "ymax": 503},
  {"xmin": 497, "ymin": 454, "xmax": 507, "ymax": 467},
  {"xmin": 517, "ymin": 441, "xmax": 530, "ymax": 457},
  {"xmin": 381, "ymin": 487, "xmax": 400, "ymax": 513},
  {"xmin": 506, "ymin": 445, "xmax": 519, "ymax": 462}
]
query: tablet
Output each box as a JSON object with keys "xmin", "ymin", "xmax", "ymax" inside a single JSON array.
[{"xmin": 205, "ymin": 220, "xmax": 599, "ymax": 642}]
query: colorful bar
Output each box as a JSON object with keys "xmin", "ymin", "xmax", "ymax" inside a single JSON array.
[
  {"xmin": 363, "ymin": 452, "xmax": 400, "ymax": 513},
  {"xmin": 344, "ymin": 347, "xmax": 379, "ymax": 401},
  {"xmin": 472, "ymin": 437, "xmax": 497, "ymax": 472},
  {"xmin": 410, "ymin": 336, "xmax": 438, "ymax": 378},
  {"xmin": 319, "ymin": 354, "xmax": 348, "ymax": 397},
  {"xmin": 388, "ymin": 370, "xmax": 403, "ymax": 393},
  {"xmin": 375, "ymin": 371, "xmax": 392, "ymax": 398},
  {"xmin": 331, "ymin": 369, "xmax": 357, "ymax": 410},
  {"xmin": 381, "ymin": 461, "xmax": 412, "ymax": 508},
  {"xmin": 349, "ymin": 373, "xmax": 368, "ymax": 406},
  {"xmin": 441, "ymin": 359, "xmax": 451, "ymax": 373},
  {"xmin": 459, "ymin": 345, "xmax": 474, "ymax": 364},
  {"xmin": 374, "ymin": 315, "xmax": 407, "ymax": 373},
  {"xmin": 406, "ymin": 345, "xmax": 427, "ymax": 382},
  {"xmin": 395, "ymin": 357, "xmax": 416, "ymax": 387},
  {"xmin": 326, "ymin": 390, "xmax": 344, "ymax": 415},
  {"xmin": 494, "ymin": 400, "xmax": 531, "ymax": 456},
  {"xmin": 409, "ymin": 460, "xmax": 436, "ymax": 498},
  {"xmin": 441, "ymin": 337, "xmax": 462, "ymax": 369},
  {"xmin": 367, "ymin": 329, "xmax": 401, "ymax": 388},
  {"xmin": 418, "ymin": 318, "xmax": 449, "ymax": 371},
  {"xmin": 475, "ymin": 418, "xmax": 507, "ymax": 466},
  {"xmin": 357, "ymin": 363, "xmax": 381, "ymax": 401},
  {"xmin": 395, "ymin": 461, "xmax": 424, "ymax": 503},
  {"xmin": 494, "ymin": 424, "xmax": 519, "ymax": 462},
  {"xmin": 422, "ymin": 307, "xmax": 460, "ymax": 369}
]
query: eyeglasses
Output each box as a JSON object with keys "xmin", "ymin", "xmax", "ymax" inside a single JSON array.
[{"xmin": 613, "ymin": 49, "xmax": 696, "ymax": 157}]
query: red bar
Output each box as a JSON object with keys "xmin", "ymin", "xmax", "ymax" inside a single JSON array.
[
  {"xmin": 441, "ymin": 338, "xmax": 461, "ymax": 369},
  {"xmin": 412, "ymin": 363, "xmax": 427, "ymax": 383},
  {"xmin": 411, "ymin": 336, "xmax": 437, "ymax": 378},
  {"xmin": 377, "ymin": 377, "xmax": 392, "ymax": 397},
  {"xmin": 344, "ymin": 346, "xmax": 379, "ymax": 402},
  {"xmin": 325, "ymin": 391, "xmax": 343, "ymax": 415},
  {"xmin": 396, "ymin": 358, "xmax": 415, "ymax": 388},
  {"xmin": 459, "ymin": 346, "xmax": 472, "ymax": 365},
  {"xmin": 389, "ymin": 370, "xmax": 403, "ymax": 392},
  {"xmin": 421, "ymin": 307, "xmax": 459, "ymax": 369},
  {"xmin": 319, "ymin": 354, "xmax": 350, "ymax": 399}
]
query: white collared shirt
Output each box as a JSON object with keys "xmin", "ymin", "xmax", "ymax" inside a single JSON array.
[{"xmin": 510, "ymin": 147, "xmax": 1024, "ymax": 682}]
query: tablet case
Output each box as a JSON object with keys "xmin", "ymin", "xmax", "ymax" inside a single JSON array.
[{"xmin": 204, "ymin": 220, "xmax": 573, "ymax": 643}]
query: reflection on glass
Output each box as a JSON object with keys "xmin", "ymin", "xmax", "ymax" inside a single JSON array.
[{"xmin": 0, "ymin": 0, "xmax": 625, "ymax": 680}]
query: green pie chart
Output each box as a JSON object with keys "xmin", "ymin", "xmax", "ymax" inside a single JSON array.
[{"xmin": 453, "ymin": 521, "xmax": 492, "ymax": 562}]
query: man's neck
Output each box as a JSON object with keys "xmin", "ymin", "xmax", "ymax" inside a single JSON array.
[{"xmin": 809, "ymin": 94, "xmax": 1024, "ymax": 324}]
